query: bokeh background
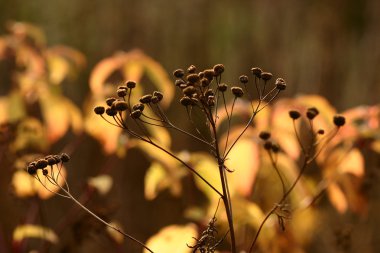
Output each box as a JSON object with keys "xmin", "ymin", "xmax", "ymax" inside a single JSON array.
[{"xmin": 1, "ymin": 0, "xmax": 380, "ymax": 252}]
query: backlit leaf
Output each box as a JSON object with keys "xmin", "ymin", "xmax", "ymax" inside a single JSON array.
[
  {"xmin": 327, "ymin": 183, "xmax": 348, "ymax": 213},
  {"xmin": 144, "ymin": 224, "xmax": 198, "ymax": 253},
  {"xmin": 88, "ymin": 174, "xmax": 113, "ymax": 195},
  {"xmin": 13, "ymin": 224, "xmax": 58, "ymax": 244}
]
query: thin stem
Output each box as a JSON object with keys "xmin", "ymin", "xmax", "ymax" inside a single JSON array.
[{"xmin": 60, "ymin": 188, "xmax": 154, "ymax": 253}]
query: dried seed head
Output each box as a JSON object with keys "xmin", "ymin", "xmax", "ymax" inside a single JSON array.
[
  {"xmin": 106, "ymin": 97, "xmax": 117, "ymax": 106},
  {"xmin": 126, "ymin": 81, "xmax": 136, "ymax": 89},
  {"xmin": 187, "ymin": 65, "xmax": 197, "ymax": 73},
  {"xmin": 261, "ymin": 72, "xmax": 273, "ymax": 81},
  {"xmin": 180, "ymin": 96, "xmax": 194, "ymax": 106},
  {"xmin": 198, "ymin": 71, "xmax": 204, "ymax": 78},
  {"xmin": 183, "ymin": 86, "xmax": 197, "ymax": 96},
  {"xmin": 173, "ymin": 69, "xmax": 185, "ymax": 78},
  {"xmin": 259, "ymin": 131, "xmax": 271, "ymax": 140},
  {"xmin": 213, "ymin": 64, "xmax": 225, "ymax": 75},
  {"xmin": 106, "ymin": 107, "xmax": 117, "ymax": 116},
  {"xmin": 239, "ymin": 75, "xmax": 249, "ymax": 84},
  {"xmin": 114, "ymin": 101, "xmax": 128, "ymax": 111},
  {"xmin": 36, "ymin": 159, "xmax": 48, "ymax": 169},
  {"xmin": 217, "ymin": 83, "xmax": 228, "ymax": 92},
  {"xmin": 53, "ymin": 155, "xmax": 61, "ymax": 163},
  {"xmin": 130, "ymin": 110, "xmax": 142, "ymax": 119},
  {"xmin": 118, "ymin": 85, "xmax": 128, "ymax": 91},
  {"xmin": 139, "ymin": 94, "xmax": 153, "ymax": 104},
  {"xmin": 27, "ymin": 164, "xmax": 37, "ymax": 175},
  {"xmin": 117, "ymin": 88, "xmax": 128, "ymax": 97},
  {"xmin": 289, "ymin": 110, "xmax": 301, "ymax": 120},
  {"xmin": 132, "ymin": 103, "xmax": 144, "ymax": 111},
  {"xmin": 187, "ymin": 73, "xmax": 200, "ymax": 84},
  {"xmin": 47, "ymin": 157, "xmax": 57, "ymax": 166},
  {"xmin": 207, "ymin": 96, "xmax": 215, "ymax": 107},
  {"xmin": 333, "ymin": 115, "xmax": 346, "ymax": 127},
  {"xmin": 204, "ymin": 89, "xmax": 214, "ymax": 98},
  {"xmin": 60, "ymin": 153, "xmax": 70, "ymax": 162},
  {"xmin": 306, "ymin": 107, "xmax": 319, "ymax": 120},
  {"xmin": 42, "ymin": 169, "xmax": 48, "ymax": 176},
  {"xmin": 251, "ymin": 67, "xmax": 263, "ymax": 78},
  {"xmin": 271, "ymin": 144, "xmax": 280, "ymax": 153},
  {"xmin": 94, "ymin": 106, "xmax": 105, "ymax": 115},
  {"xmin": 264, "ymin": 141, "xmax": 272, "ymax": 150},
  {"xmin": 231, "ymin": 87, "xmax": 244, "ymax": 97},
  {"xmin": 151, "ymin": 96, "xmax": 159, "ymax": 104},
  {"xmin": 275, "ymin": 78, "xmax": 286, "ymax": 91},
  {"xmin": 153, "ymin": 91, "xmax": 163, "ymax": 101},
  {"xmin": 317, "ymin": 129, "xmax": 325, "ymax": 135},
  {"xmin": 200, "ymin": 78, "xmax": 210, "ymax": 87},
  {"xmin": 175, "ymin": 79, "xmax": 186, "ymax": 87},
  {"xmin": 204, "ymin": 69, "xmax": 215, "ymax": 80}
]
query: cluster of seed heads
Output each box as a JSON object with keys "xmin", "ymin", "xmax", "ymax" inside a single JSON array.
[
  {"xmin": 288, "ymin": 108, "xmax": 346, "ymax": 127},
  {"xmin": 27, "ymin": 153, "xmax": 70, "ymax": 176},
  {"xmin": 172, "ymin": 64, "xmax": 286, "ymax": 109},
  {"xmin": 94, "ymin": 80, "xmax": 164, "ymax": 120}
]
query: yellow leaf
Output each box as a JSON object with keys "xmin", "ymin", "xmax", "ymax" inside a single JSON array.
[
  {"xmin": 13, "ymin": 224, "xmax": 58, "ymax": 244},
  {"xmin": 88, "ymin": 174, "xmax": 113, "ymax": 195},
  {"xmin": 145, "ymin": 224, "xmax": 198, "ymax": 253},
  {"xmin": 144, "ymin": 162, "xmax": 169, "ymax": 200},
  {"xmin": 225, "ymin": 138, "xmax": 260, "ymax": 197},
  {"xmin": 327, "ymin": 183, "xmax": 348, "ymax": 213}
]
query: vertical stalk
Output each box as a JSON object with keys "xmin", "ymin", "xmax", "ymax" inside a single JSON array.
[{"xmin": 209, "ymin": 117, "xmax": 236, "ymax": 253}]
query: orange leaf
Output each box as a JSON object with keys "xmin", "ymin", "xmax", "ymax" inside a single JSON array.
[{"xmin": 327, "ymin": 183, "xmax": 348, "ymax": 213}]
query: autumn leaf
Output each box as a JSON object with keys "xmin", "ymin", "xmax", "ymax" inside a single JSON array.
[
  {"xmin": 144, "ymin": 224, "xmax": 198, "ymax": 253},
  {"xmin": 13, "ymin": 224, "xmax": 58, "ymax": 244},
  {"xmin": 88, "ymin": 174, "xmax": 113, "ymax": 195}
]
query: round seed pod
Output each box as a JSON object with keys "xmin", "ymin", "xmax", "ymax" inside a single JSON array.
[
  {"xmin": 173, "ymin": 69, "xmax": 185, "ymax": 78},
  {"xmin": 231, "ymin": 87, "xmax": 244, "ymax": 97},
  {"xmin": 118, "ymin": 85, "xmax": 128, "ymax": 91},
  {"xmin": 261, "ymin": 72, "xmax": 273, "ymax": 81},
  {"xmin": 47, "ymin": 157, "xmax": 57, "ymax": 166},
  {"xmin": 333, "ymin": 115, "xmax": 346, "ymax": 127},
  {"xmin": 213, "ymin": 64, "xmax": 225, "ymax": 75},
  {"xmin": 217, "ymin": 83, "xmax": 228, "ymax": 92},
  {"xmin": 117, "ymin": 88, "xmax": 127, "ymax": 97},
  {"xmin": 132, "ymin": 103, "xmax": 145, "ymax": 111},
  {"xmin": 126, "ymin": 81, "xmax": 136, "ymax": 89},
  {"xmin": 60, "ymin": 153, "xmax": 70, "ymax": 162},
  {"xmin": 106, "ymin": 108, "xmax": 117, "ymax": 116},
  {"xmin": 239, "ymin": 75, "xmax": 249, "ymax": 84},
  {"xmin": 180, "ymin": 96, "xmax": 193, "ymax": 106},
  {"xmin": 259, "ymin": 131, "xmax": 271, "ymax": 140},
  {"xmin": 42, "ymin": 169, "xmax": 48, "ymax": 176},
  {"xmin": 198, "ymin": 71, "xmax": 204, "ymax": 78},
  {"xmin": 27, "ymin": 164, "xmax": 37, "ymax": 175},
  {"xmin": 275, "ymin": 78, "xmax": 286, "ymax": 90},
  {"xmin": 317, "ymin": 129, "xmax": 325, "ymax": 135},
  {"xmin": 36, "ymin": 159, "xmax": 48, "ymax": 169},
  {"xmin": 94, "ymin": 106, "xmax": 105, "ymax": 115},
  {"xmin": 204, "ymin": 89, "xmax": 214, "ymax": 98},
  {"xmin": 106, "ymin": 97, "xmax": 116, "ymax": 106},
  {"xmin": 53, "ymin": 155, "xmax": 61, "ymax": 163},
  {"xmin": 251, "ymin": 67, "xmax": 262, "ymax": 78},
  {"xmin": 187, "ymin": 74, "xmax": 200, "ymax": 84},
  {"xmin": 114, "ymin": 101, "xmax": 128, "ymax": 111},
  {"xmin": 200, "ymin": 78, "xmax": 210, "ymax": 87},
  {"xmin": 187, "ymin": 65, "xmax": 196, "ymax": 73},
  {"xmin": 183, "ymin": 86, "xmax": 196, "ymax": 96},
  {"xmin": 140, "ymin": 94, "xmax": 153, "ymax": 104},
  {"xmin": 264, "ymin": 141, "xmax": 272, "ymax": 150},
  {"xmin": 131, "ymin": 110, "xmax": 142, "ymax": 119},
  {"xmin": 289, "ymin": 110, "xmax": 301, "ymax": 120},
  {"xmin": 204, "ymin": 69, "xmax": 215, "ymax": 80},
  {"xmin": 153, "ymin": 91, "xmax": 163, "ymax": 101},
  {"xmin": 175, "ymin": 79, "xmax": 186, "ymax": 87},
  {"xmin": 271, "ymin": 144, "xmax": 280, "ymax": 153},
  {"xmin": 306, "ymin": 107, "xmax": 319, "ymax": 120},
  {"xmin": 151, "ymin": 96, "xmax": 159, "ymax": 104}
]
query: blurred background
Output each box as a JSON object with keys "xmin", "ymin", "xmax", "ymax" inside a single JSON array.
[{"xmin": 0, "ymin": 0, "xmax": 380, "ymax": 252}]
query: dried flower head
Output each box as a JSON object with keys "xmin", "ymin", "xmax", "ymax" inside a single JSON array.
[
  {"xmin": 231, "ymin": 87, "xmax": 244, "ymax": 97},
  {"xmin": 131, "ymin": 110, "xmax": 142, "ymax": 119},
  {"xmin": 117, "ymin": 88, "xmax": 128, "ymax": 97},
  {"xmin": 36, "ymin": 159, "xmax": 48, "ymax": 169},
  {"xmin": 289, "ymin": 110, "xmax": 301, "ymax": 120},
  {"xmin": 60, "ymin": 153, "xmax": 70, "ymax": 162},
  {"xmin": 217, "ymin": 83, "xmax": 228, "ymax": 92},
  {"xmin": 126, "ymin": 81, "xmax": 136, "ymax": 89},
  {"xmin": 213, "ymin": 64, "xmax": 225, "ymax": 75},
  {"xmin": 239, "ymin": 75, "xmax": 249, "ymax": 84},
  {"xmin": 261, "ymin": 72, "xmax": 273, "ymax": 81},
  {"xmin": 114, "ymin": 101, "xmax": 128, "ymax": 111},
  {"xmin": 251, "ymin": 67, "xmax": 262, "ymax": 78},
  {"xmin": 187, "ymin": 74, "xmax": 200, "ymax": 84},
  {"xmin": 180, "ymin": 96, "xmax": 194, "ymax": 106},
  {"xmin": 153, "ymin": 91, "xmax": 164, "ymax": 102},
  {"xmin": 106, "ymin": 108, "xmax": 117, "ymax": 117},
  {"xmin": 259, "ymin": 131, "xmax": 271, "ymax": 140},
  {"xmin": 94, "ymin": 106, "xmax": 105, "ymax": 115},
  {"xmin": 106, "ymin": 97, "xmax": 117, "ymax": 106},
  {"xmin": 132, "ymin": 103, "xmax": 145, "ymax": 111},
  {"xmin": 140, "ymin": 94, "xmax": 153, "ymax": 104},
  {"xmin": 173, "ymin": 69, "xmax": 185, "ymax": 78},
  {"xmin": 175, "ymin": 79, "xmax": 186, "ymax": 87},
  {"xmin": 306, "ymin": 107, "xmax": 319, "ymax": 120},
  {"xmin": 275, "ymin": 78, "xmax": 286, "ymax": 91},
  {"xmin": 204, "ymin": 69, "xmax": 215, "ymax": 80},
  {"xmin": 187, "ymin": 65, "xmax": 197, "ymax": 73},
  {"xmin": 333, "ymin": 115, "xmax": 346, "ymax": 127}
]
